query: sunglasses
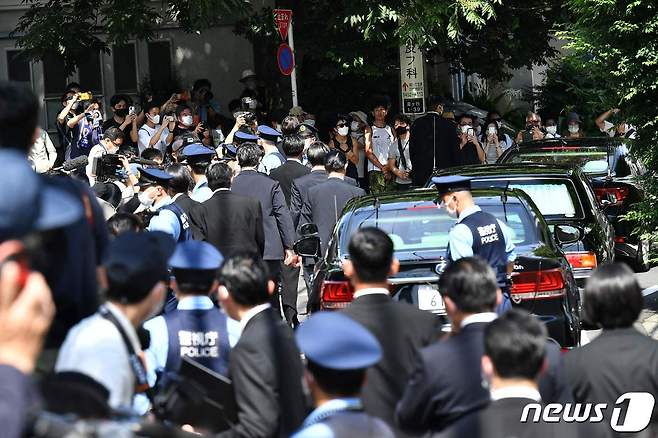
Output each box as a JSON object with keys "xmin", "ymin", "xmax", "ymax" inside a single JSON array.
[{"xmin": 336, "ymin": 123, "xmax": 347, "ymax": 128}]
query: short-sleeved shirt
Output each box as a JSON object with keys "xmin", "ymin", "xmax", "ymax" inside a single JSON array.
[
  {"xmin": 388, "ymin": 137, "xmax": 412, "ymax": 184},
  {"xmin": 368, "ymin": 125, "xmax": 394, "ymax": 172},
  {"xmin": 600, "ymin": 120, "xmax": 637, "ymax": 139},
  {"xmin": 138, "ymin": 124, "xmax": 170, "ymax": 155}
]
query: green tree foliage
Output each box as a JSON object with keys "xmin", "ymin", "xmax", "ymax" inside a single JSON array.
[
  {"xmin": 13, "ymin": 0, "xmax": 249, "ymax": 74},
  {"xmin": 558, "ymin": 0, "xmax": 658, "ymax": 244}
]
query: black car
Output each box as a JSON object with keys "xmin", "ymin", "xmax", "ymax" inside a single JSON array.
[
  {"xmin": 296, "ymin": 188, "xmax": 582, "ymax": 348},
  {"xmin": 427, "ymin": 164, "xmax": 616, "ymax": 289},
  {"xmin": 498, "ymin": 137, "xmax": 650, "ymax": 271}
]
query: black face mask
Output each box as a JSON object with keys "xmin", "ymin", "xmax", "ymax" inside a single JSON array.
[
  {"xmin": 115, "ymin": 108, "xmax": 129, "ymax": 117},
  {"xmin": 395, "ymin": 126, "xmax": 409, "ymax": 136}
]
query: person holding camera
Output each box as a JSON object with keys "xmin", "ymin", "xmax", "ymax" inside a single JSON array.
[
  {"xmin": 138, "ymin": 102, "xmax": 176, "ymax": 156},
  {"xmin": 191, "ymin": 79, "xmax": 221, "ymax": 125},
  {"xmin": 65, "ymin": 98, "xmax": 104, "ymax": 160},
  {"xmin": 514, "ymin": 112, "xmax": 545, "ymax": 144},
  {"xmin": 457, "ymin": 114, "xmax": 485, "ymax": 165},
  {"xmin": 85, "ymin": 127, "xmax": 138, "ymax": 189},
  {"xmin": 103, "ymin": 95, "xmax": 139, "ymax": 154}
]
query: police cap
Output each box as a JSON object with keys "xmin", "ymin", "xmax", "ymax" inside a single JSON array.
[
  {"xmin": 234, "ymin": 131, "xmax": 259, "ymax": 143},
  {"xmin": 296, "ymin": 312, "xmax": 382, "ymax": 370},
  {"xmin": 169, "ymin": 240, "xmax": 224, "ymax": 271},
  {"xmin": 139, "ymin": 167, "xmax": 173, "ymax": 187},
  {"xmin": 431, "ymin": 175, "xmax": 473, "ymax": 197},
  {"xmin": 296, "ymin": 123, "xmax": 318, "ymax": 138},
  {"xmin": 257, "ymin": 125, "xmax": 282, "ymax": 142},
  {"xmin": 104, "ymin": 231, "xmax": 175, "ymax": 304}
]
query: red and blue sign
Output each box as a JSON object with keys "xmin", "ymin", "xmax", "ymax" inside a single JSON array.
[{"xmin": 277, "ymin": 43, "xmax": 295, "ymax": 76}]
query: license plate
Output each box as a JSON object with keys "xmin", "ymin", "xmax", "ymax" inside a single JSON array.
[{"xmin": 417, "ymin": 285, "xmax": 445, "ymax": 311}]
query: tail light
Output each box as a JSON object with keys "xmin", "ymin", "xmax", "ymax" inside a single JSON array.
[
  {"xmin": 614, "ymin": 236, "xmax": 626, "ymax": 243},
  {"xmin": 510, "ymin": 269, "xmax": 566, "ymax": 301},
  {"xmin": 565, "ymin": 251, "xmax": 597, "ymax": 270},
  {"xmin": 594, "ymin": 186, "xmax": 630, "ymax": 205},
  {"xmin": 321, "ymin": 280, "xmax": 354, "ymax": 309}
]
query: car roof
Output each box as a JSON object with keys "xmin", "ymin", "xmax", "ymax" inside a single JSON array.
[{"xmin": 430, "ymin": 163, "xmax": 578, "ymax": 180}]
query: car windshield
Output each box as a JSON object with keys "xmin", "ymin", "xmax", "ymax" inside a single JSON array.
[
  {"xmin": 339, "ymin": 198, "xmax": 540, "ymax": 260},
  {"xmin": 471, "ymin": 179, "xmax": 583, "ymax": 220}
]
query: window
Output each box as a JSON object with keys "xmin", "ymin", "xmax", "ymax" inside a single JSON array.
[
  {"xmin": 113, "ymin": 43, "xmax": 137, "ymax": 93},
  {"xmin": 42, "ymin": 52, "xmax": 68, "ymax": 96},
  {"xmin": 78, "ymin": 50, "xmax": 103, "ymax": 94},
  {"xmin": 6, "ymin": 50, "xmax": 31, "ymax": 84},
  {"xmin": 148, "ymin": 41, "xmax": 172, "ymax": 92}
]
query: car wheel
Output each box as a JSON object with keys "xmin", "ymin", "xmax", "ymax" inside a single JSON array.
[{"xmin": 634, "ymin": 239, "xmax": 651, "ymax": 273}]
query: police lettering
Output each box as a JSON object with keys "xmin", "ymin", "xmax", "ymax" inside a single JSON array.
[
  {"xmin": 178, "ymin": 330, "xmax": 220, "ymax": 358},
  {"xmin": 477, "ymin": 223, "xmax": 499, "ymax": 245}
]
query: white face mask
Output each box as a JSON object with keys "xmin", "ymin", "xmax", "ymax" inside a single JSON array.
[
  {"xmin": 181, "ymin": 115, "xmax": 193, "ymax": 126},
  {"xmin": 138, "ymin": 191, "xmax": 154, "ymax": 207},
  {"xmin": 350, "ymin": 121, "xmax": 360, "ymax": 132},
  {"xmin": 446, "ymin": 206, "xmax": 458, "ymax": 219},
  {"xmin": 568, "ymin": 124, "xmax": 580, "ymax": 134},
  {"xmin": 460, "ymin": 125, "xmax": 471, "ymax": 134},
  {"xmin": 487, "ymin": 127, "xmax": 497, "ymax": 136},
  {"xmin": 337, "ymin": 126, "xmax": 349, "ymax": 136},
  {"xmin": 546, "ymin": 126, "xmax": 557, "ymax": 135},
  {"xmin": 149, "ymin": 114, "xmax": 160, "ymax": 125}
]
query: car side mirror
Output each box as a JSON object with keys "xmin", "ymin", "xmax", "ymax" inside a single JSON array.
[
  {"xmin": 554, "ymin": 225, "xmax": 581, "ymax": 245},
  {"xmin": 294, "ymin": 223, "xmax": 321, "ymax": 258}
]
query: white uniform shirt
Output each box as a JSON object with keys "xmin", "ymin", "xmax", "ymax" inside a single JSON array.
[{"xmin": 55, "ymin": 303, "xmax": 143, "ymax": 411}]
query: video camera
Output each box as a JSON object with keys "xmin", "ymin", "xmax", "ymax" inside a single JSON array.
[
  {"xmin": 91, "ymin": 154, "xmax": 128, "ymax": 183},
  {"xmin": 233, "ymin": 97, "xmax": 257, "ymax": 124}
]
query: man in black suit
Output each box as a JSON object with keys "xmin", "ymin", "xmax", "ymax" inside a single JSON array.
[
  {"xmin": 300, "ymin": 150, "xmax": 365, "ymax": 256},
  {"xmin": 396, "ymin": 257, "xmax": 571, "ymax": 434},
  {"xmin": 565, "ymin": 263, "xmax": 658, "ymax": 436},
  {"xmin": 231, "ymin": 142, "xmax": 297, "ymax": 317},
  {"xmin": 188, "ymin": 162, "xmax": 264, "ymax": 258},
  {"xmin": 340, "ymin": 228, "xmax": 443, "ymax": 437},
  {"xmin": 270, "ymin": 134, "xmax": 310, "ymax": 205},
  {"xmin": 435, "ymin": 309, "xmax": 578, "ymax": 438},
  {"xmin": 290, "ymin": 142, "xmax": 331, "ymax": 230},
  {"xmin": 270, "ymin": 135, "xmax": 310, "ymax": 326},
  {"xmin": 216, "ymin": 254, "xmax": 308, "ymax": 437},
  {"xmin": 409, "ymin": 96, "xmax": 461, "ymax": 186}
]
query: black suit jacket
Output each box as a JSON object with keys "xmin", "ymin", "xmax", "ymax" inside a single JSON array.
[
  {"xmin": 301, "ymin": 178, "xmax": 365, "ymax": 254},
  {"xmin": 434, "ymin": 397, "xmax": 579, "ymax": 438},
  {"xmin": 231, "ymin": 170, "xmax": 295, "ymax": 261},
  {"xmin": 173, "ymin": 193, "xmax": 200, "ymax": 215},
  {"xmin": 409, "ymin": 113, "xmax": 461, "ymax": 186},
  {"xmin": 565, "ymin": 327, "xmax": 658, "ymax": 428},
  {"xmin": 270, "ymin": 160, "xmax": 310, "ymax": 207},
  {"xmin": 341, "ymin": 293, "xmax": 444, "ymax": 437},
  {"xmin": 217, "ymin": 308, "xmax": 307, "ymax": 438},
  {"xmin": 188, "ymin": 190, "xmax": 264, "ymax": 258},
  {"xmin": 396, "ymin": 321, "xmax": 572, "ymax": 433}
]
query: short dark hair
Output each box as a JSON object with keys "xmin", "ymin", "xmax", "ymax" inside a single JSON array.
[
  {"xmin": 438, "ymin": 257, "xmax": 497, "ymax": 313},
  {"xmin": 428, "ymin": 95, "xmax": 446, "ymax": 111},
  {"xmin": 102, "ymin": 127, "xmax": 125, "ymax": 142},
  {"xmin": 281, "ymin": 116, "xmax": 300, "ymax": 136},
  {"xmin": 325, "ymin": 150, "xmax": 347, "ymax": 173},
  {"xmin": 583, "ymin": 263, "xmax": 643, "ymax": 329},
  {"xmin": 236, "ymin": 142, "xmax": 263, "ymax": 168},
  {"xmin": 348, "ymin": 227, "xmax": 393, "ymax": 283},
  {"xmin": 394, "ymin": 114, "xmax": 412, "ymax": 125},
  {"xmin": 371, "ymin": 94, "xmax": 391, "ymax": 111},
  {"xmin": 110, "ymin": 94, "xmax": 130, "ymax": 108},
  {"xmin": 281, "ymin": 134, "xmax": 305, "ymax": 157},
  {"xmin": 141, "ymin": 148, "xmax": 163, "ymax": 162},
  {"xmin": 485, "ymin": 308, "xmax": 547, "ymax": 380},
  {"xmin": 458, "ymin": 114, "xmax": 473, "ymax": 124},
  {"xmin": 166, "ymin": 163, "xmax": 194, "ymax": 194},
  {"xmin": 61, "ymin": 90, "xmax": 75, "ymax": 104},
  {"xmin": 172, "ymin": 268, "xmax": 216, "ymax": 294},
  {"xmin": 107, "ymin": 213, "xmax": 142, "ymax": 236},
  {"xmin": 193, "ymin": 78, "xmax": 212, "ymax": 91},
  {"xmin": 218, "ymin": 254, "xmax": 270, "ymax": 306},
  {"xmin": 189, "ymin": 159, "xmax": 211, "ymax": 175},
  {"xmin": 175, "ymin": 104, "xmax": 192, "ymax": 117},
  {"xmin": 144, "ymin": 101, "xmax": 160, "ymax": 114},
  {"xmin": 306, "ymin": 360, "xmax": 366, "ymax": 397},
  {"xmin": 306, "ymin": 141, "xmax": 330, "ymax": 167},
  {"xmin": 206, "ymin": 162, "xmax": 233, "ymax": 190},
  {"xmin": 0, "ymin": 81, "xmax": 40, "ymax": 152}
]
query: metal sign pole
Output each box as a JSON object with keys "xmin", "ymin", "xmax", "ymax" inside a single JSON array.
[{"xmin": 288, "ymin": 21, "xmax": 298, "ymax": 107}]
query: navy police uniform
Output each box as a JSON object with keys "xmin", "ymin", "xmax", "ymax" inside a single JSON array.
[
  {"xmin": 182, "ymin": 144, "xmax": 216, "ymax": 203},
  {"xmin": 257, "ymin": 125, "xmax": 286, "ymax": 175},
  {"xmin": 292, "ymin": 312, "xmax": 394, "ymax": 438},
  {"xmin": 142, "ymin": 168, "xmax": 192, "ymax": 242}
]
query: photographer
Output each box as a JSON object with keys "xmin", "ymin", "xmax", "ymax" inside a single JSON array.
[
  {"xmin": 86, "ymin": 127, "xmax": 138, "ymax": 189},
  {"xmin": 103, "ymin": 95, "xmax": 139, "ymax": 153},
  {"xmin": 458, "ymin": 114, "xmax": 485, "ymax": 165},
  {"xmin": 191, "ymin": 79, "xmax": 221, "ymax": 125},
  {"xmin": 515, "ymin": 111, "xmax": 545, "ymax": 144},
  {"xmin": 138, "ymin": 102, "xmax": 175, "ymax": 156},
  {"xmin": 56, "ymin": 90, "xmax": 81, "ymax": 166},
  {"xmin": 224, "ymin": 98, "xmax": 258, "ymax": 145},
  {"xmin": 172, "ymin": 104, "xmax": 210, "ymax": 147},
  {"xmin": 66, "ymin": 98, "xmax": 104, "ymax": 159}
]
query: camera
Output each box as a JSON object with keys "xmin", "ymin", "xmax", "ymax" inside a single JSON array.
[
  {"xmin": 78, "ymin": 92, "xmax": 92, "ymax": 101},
  {"xmin": 91, "ymin": 154, "xmax": 127, "ymax": 183}
]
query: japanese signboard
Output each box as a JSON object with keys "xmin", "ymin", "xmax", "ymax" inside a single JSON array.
[
  {"xmin": 400, "ymin": 41, "xmax": 425, "ymax": 115},
  {"xmin": 273, "ymin": 9, "xmax": 293, "ymax": 41}
]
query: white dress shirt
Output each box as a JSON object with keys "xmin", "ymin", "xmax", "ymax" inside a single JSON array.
[
  {"xmin": 55, "ymin": 302, "xmax": 142, "ymax": 411},
  {"xmin": 460, "ymin": 312, "xmax": 498, "ymax": 328},
  {"xmin": 491, "ymin": 386, "xmax": 541, "ymax": 402},
  {"xmin": 239, "ymin": 303, "xmax": 272, "ymax": 333},
  {"xmin": 352, "ymin": 287, "xmax": 389, "ymax": 300}
]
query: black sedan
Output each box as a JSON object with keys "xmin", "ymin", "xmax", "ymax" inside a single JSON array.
[
  {"xmin": 297, "ymin": 188, "xmax": 582, "ymax": 348},
  {"xmin": 498, "ymin": 137, "xmax": 650, "ymax": 271},
  {"xmin": 427, "ymin": 164, "xmax": 616, "ymax": 289}
]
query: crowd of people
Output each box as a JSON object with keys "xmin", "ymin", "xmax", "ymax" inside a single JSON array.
[{"xmin": 0, "ymin": 76, "xmax": 655, "ymax": 438}]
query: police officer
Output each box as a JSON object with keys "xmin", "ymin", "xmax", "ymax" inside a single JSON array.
[
  {"xmin": 140, "ymin": 167, "xmax": 192, "ymax": 242},
  {"xmin": 182, "ymin": 143, "xmax": 215, "ymax": 202},
  {"xmin": 292, "ymin": 312, "xmax": 394, "ymax": 438},
  {"xmin": 432, "ymin": 175, "xmax": 516, "ymax": 313},
  {"xmin": 256, "ymin": 125, "xmax": 286, "ymax": 175}
]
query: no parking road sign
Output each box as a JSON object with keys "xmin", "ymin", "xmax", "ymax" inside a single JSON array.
[{"xmin": 277, "ymin": 43, "xmax": 295, "ymax": 76}]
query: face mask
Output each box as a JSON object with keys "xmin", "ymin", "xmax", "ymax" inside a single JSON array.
[
  {"xmin": 337, "ymin": 126, "xmax": 349, "ymax": 136},
  {"xmin": 304, "ymin": 138, "xmax": 314, "ymax": 150},
  {"xmin": 395, "ymin": 126, "xmax": 409, "ymax": 136},
  {"xmin": 303, "ymin": 119, "xmax": 316, "ymax": 127},
  {"xmin": 138, "ymin": 191, "xmax": 154, "ymax": 207},
  {"xmin": 115, "ymin": 108, "xmax": 129, "ymax": 117},
  {"xmin": 487, "ymin": 127, "xmax": 497, "ymax": 136},
  {"xmin": 446, "ymin": 206, "xmax": 458, "ymax": 219},
  {"xmin": 181, "ymin": 115, "xmax": 193, "ymax": 126},
  {"xmin": 149, "ymin": 114, "xmax": 160, "ymax": 125},
  {"xmin": 546, "ymin": 126, "xmax": 557, "ymax": 135},
  {"xmin": 568, "ymin": 124, "xmax": 580, "ymax": 134},
  {"xmin": 350, "ymin": 121, "xmax": 360, "ymax": 132},
  {"xmin": 460, "ymin": 125, "xmax": 471, "ymax": 134}
]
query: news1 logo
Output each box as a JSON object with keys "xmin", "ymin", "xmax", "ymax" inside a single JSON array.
[{"xmin": 521, "ymin": 392, "xmax": 655, "ymax": 432}]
